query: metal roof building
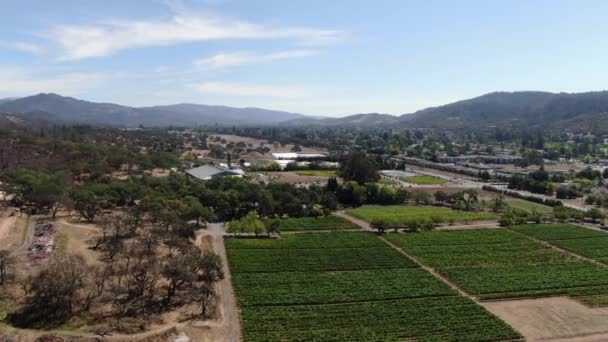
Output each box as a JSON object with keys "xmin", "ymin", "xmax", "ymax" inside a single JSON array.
[{"xmin": 185, "ymin": 165, "xmax": 244, "ymax": 180}]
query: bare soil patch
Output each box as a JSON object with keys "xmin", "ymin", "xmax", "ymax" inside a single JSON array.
[
  {"xmin": 269, "ymin": 171, "xmax": 336, "ymax": 185},
  {"xmin": 211, "ymin": 134, "xmax": 326, "ymax": 154},
  {"xmin": 56, "ymin": 220, "xmax": 102, "ymax": 265},
  {"xmin": 0, "ymin": 214, "xmax": 28, "ymax": 253},
  {"xmin": 0, "ymin": 210, "xmax": 18, "ymax": 245},
  {"xmin": 484, "ymin": 297, "xmax": 608, "ymax": 341},
  {"xmin": 436, "ymin": 221, "xmax": 500, "ymax": 230}
]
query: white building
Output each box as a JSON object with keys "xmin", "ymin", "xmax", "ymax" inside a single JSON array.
[{"xmin": 271, "ymin": 152, "xmax": 326, "ymax": 160}]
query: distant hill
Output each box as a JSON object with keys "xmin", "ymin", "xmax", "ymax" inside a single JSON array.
[
  {"xmin": 400, "ymin": 91, "xmax": 608, "ymax": 131},
  {"xmin": 0, "ymin": 97, "xmax": 20, "ymax": 105},
  {"xmin": 3, "ymin": 91, "xmax": 608, "ymax": 132},
  {"xmin": 0, "ymin": 93, "xmax": 308, "ymax": 127},
  {"xmin": 285, "ymin": 91, "xmax": 608, "ymax": 132}
]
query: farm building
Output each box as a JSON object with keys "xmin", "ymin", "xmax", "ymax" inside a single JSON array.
[
  {"xmin": 186, "ymin": 165, "xmax": 245, "ymax": 180},
  {"xmin": 271, "ymin": 152, "xmax": 327, "ymax": 160}
]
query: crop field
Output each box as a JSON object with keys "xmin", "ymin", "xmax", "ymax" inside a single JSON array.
[
  {"xmin": 401, "ymin": 175, "xmax": 447, "ymax": 185},
  {"xmin": 385, "ymin": 229, "xmax": 608, "ymax": 301},
  {"xmin": 293, "ymin": 170, "xmax": 337, "ymax": 177},
  {"xmin": 513, "ymin": 224, "xmax": 608, "ymax": 263},
  {"xmin": 271, "ymin": 216, "xmax": 358, "ymax": 231},
  {"xmin": 506, "ymin": 199, "xmax": 553, "ymax": 214},
  {"xmin": 241, "ymin": 297, "xmax": 518, "ymax": 342},
  {"xmin": 347, "ymin": 205, "xmax": 497, "ymax": 224},
  {"xmin": 226, "ymin": 232, "xmax": 519, "ymax": 341}
]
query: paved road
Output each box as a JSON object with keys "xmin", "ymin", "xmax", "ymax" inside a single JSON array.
[
  {"xmin": 398, "ymin": 166, "xmax": 590, "ymax": 212},
  {"xmin": 491, "ymin": 184, "xmax": 589, "ymax": 212}
]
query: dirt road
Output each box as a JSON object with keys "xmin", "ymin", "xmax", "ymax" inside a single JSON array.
[
  {"xmin": 195, "ymin": 223, "xmax": 242, "ymax": 342},
  {"xmin": 0, "ymin": 210, "xmax": 17, "ymax": 242},
  {"xmin": 334, "ymin": 210, "xmax": 371, "ymax": 231},
  {"xmin": 10, "ymin": 215, "xmax": 33, "ymax": 256}
]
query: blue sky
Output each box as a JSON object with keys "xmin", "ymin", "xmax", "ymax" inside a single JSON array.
[{"xmin": 1, "ymin": 0, "xmax": 607, "ymax": 117}]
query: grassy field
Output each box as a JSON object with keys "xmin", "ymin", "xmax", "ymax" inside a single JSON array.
[
  {"xmin": 271, "ymin": 216, "xmax": 358, "ymax": 232},
  {"xmin": 347, "ymin": 205, "xmax": 497, "ymax": 224},
  {"xmin": 386, "ymin": 229, "xmax": 608, "ymax": 301},
  {"xmin": 293, "ymin": 170, "xmax": 337, "ymax": 177},
  {"xmin": 401, "ymin": 175, "xmax": 447, "ymax": 185},
  {"xmin": 507, "ymin": 199, "xmax": 553, "ymax": 214},
  {"xmin": 226, "ymin": 232, "xmax": 519, "ymax": 341},
  {"xmin": 378, "ymin": 178, "xmax": 398, "ymax": 185}
]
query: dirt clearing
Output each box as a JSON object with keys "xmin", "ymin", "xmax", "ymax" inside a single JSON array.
[
  {"xmin": 268, "ymin": 171, "xmax": 338, "ymax": 185},
  {"xmin": 0, "ymin": 210, "xmax": 17, "ymax": 243},
  {"xmin": 56, "ymin": 219, "xmax": 102, "ymax": 265},
  {"xmin": 484, "ymin": 296, "xmax": 608, "ymax": 341},
  {"xmin": 210, "ymin": 134, "xmax": 326, "ymax": 154}
]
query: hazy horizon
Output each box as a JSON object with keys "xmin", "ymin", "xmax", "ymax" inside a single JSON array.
[{"xmin": 3, "ymin": 0, "xmax": 608, "ymax": 117}]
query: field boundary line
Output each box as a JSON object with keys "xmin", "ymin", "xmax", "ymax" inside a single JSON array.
[
  {"xmin": 339, "ymin": 210, "xmax": 476, "ymax": 298},
  {"xmin": 281, "ymin": 229, "xmax": 363, "ymax": 234},
  {"xmin": 377, "ymin": 235, "xmax": 478, "ymax": 301},
  {"xmin": 508, "ymin": 228, "xmax": 608, "ymax": 269}
]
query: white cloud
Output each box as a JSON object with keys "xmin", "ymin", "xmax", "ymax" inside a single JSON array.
[
  {"xmin": 194, "ymin": 50, "xmax": 319, "ymax": 69},
  {"xmin": 0, "ymin": 67, "xmax": 107, "ymax": 96},
  {"xmin": 192, "ymin": 81, "xmax": 309, "ymax": 98},
  {"xmin": 50, "ymin": 12, "xmax": 345, "ymax": 60},
  {"xmin": 0, "ymin": 41, "xmax": 44, "ymax": 55}
]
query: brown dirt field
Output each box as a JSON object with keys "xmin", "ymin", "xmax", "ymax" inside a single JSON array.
[
  {"xmin": 484, "ymin": 297, "xmax": 608, "ymax": 341},
  {"xmin": 57, "ymin": 219, "xmax": 102, "ymax": 265},
  {"xmin": 405, "ymin": 165, "xmax": 478, "ymax": 181},
  {"xmin": 436, "ymin": 220, "xmax": 500, "ymax": 230},
  {"xmin": 0, "ymin": 214, "xmax": 27, "ymax": 253},
  {"xmin": 0, "ymin": 210, "xmax": 18, "ymax": 245},
  {"xmin": 210, "ymin": 134, "xmax": 326, "ymax": 154},
  {"xmin": 269, "ymin": 171, "xmax": 334, "ymax": 185}
]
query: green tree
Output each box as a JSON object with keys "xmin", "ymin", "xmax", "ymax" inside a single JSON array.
[
  {"xmin": 370, "ymin": 219, "xmax": 389, "ymax": 234},
  {"xmin": 339, "ymin": 151, "xmax": 379, "ymax": 184},
  {"xmin": 70, "ymin": 189, "xmax": 103, "ymax": 223},
  {"xmin": 588, "ymin": 208, "xmax": 606, "ymax": 223},
  {"xmin": 182, "ymin": 196, "xmax": 212, "ymax": 227}
]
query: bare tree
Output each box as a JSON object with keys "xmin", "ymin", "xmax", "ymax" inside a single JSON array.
[
  {"xmin": 107, "ymin": 241, "xmax": 161, "ymax": 316},
  {"xmin": 11, "ymin": 254, "xmax": 90, "ymax": 327},
  {"xmin": 162, "ymin": 246, "xmax": 200, "ymax": 306},
  {"xmin": 193, "ymin": 251, "xmax": 224, "ymax": 316}
]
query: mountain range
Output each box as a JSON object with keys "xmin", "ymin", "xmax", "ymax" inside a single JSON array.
[
  {"xmin": 2, "ymin": 91, "xmax": 608, "ymax": 132},
  {"xmin": 0, "ymin": 93, "xmax": 306, "ymax": 127}
]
